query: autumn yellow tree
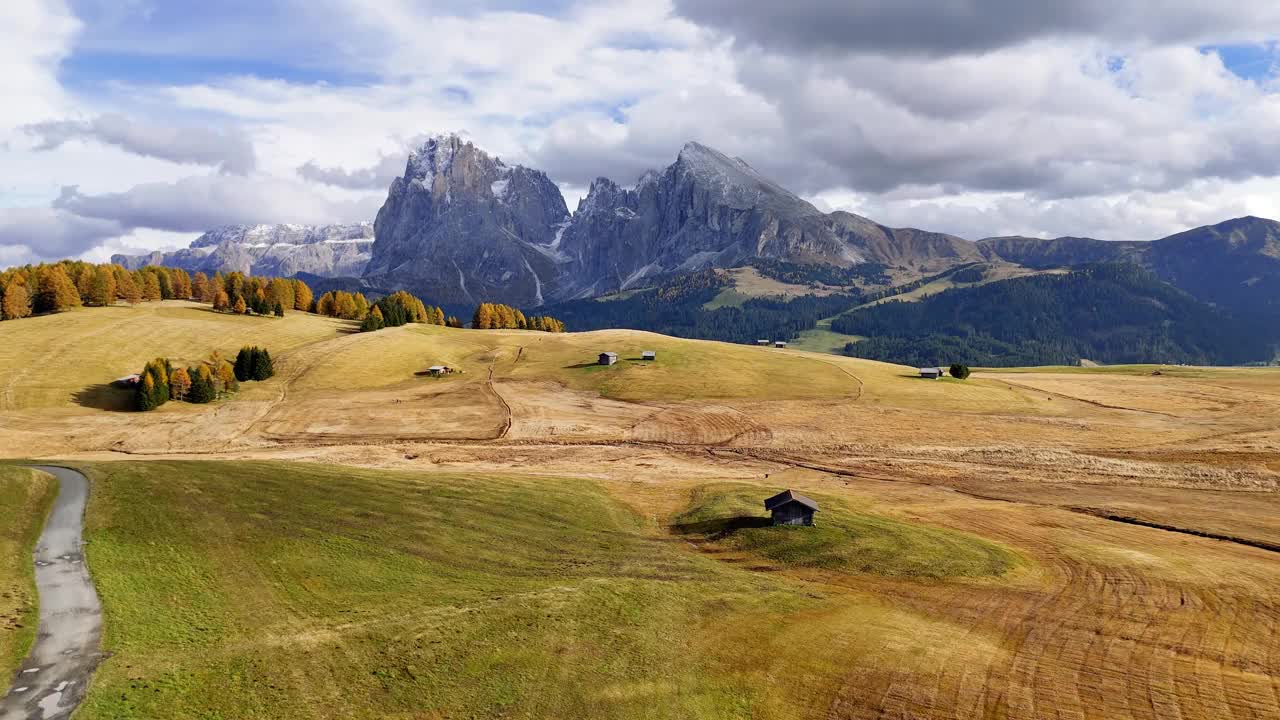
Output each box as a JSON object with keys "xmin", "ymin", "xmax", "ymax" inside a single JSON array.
[
  {"xmin": 86, "ymin": 266, "xmax": 115, "ymax": 306},
  {"xmin": 114, "ymin": 267, "xmax": 142, "ymax": 304},
  {"xmin": 35, "ymin": 265, "xmax": 82, "ymax": 314},
  {"xmin": 334, "ymin": 292, "xmax": 358, "ymax": 319},
  {"xmin": 141, "ymin": 272, "xmax": 162, "ymax": 301},
  {"xmin": 192, "ymin": 272, "xmax": 209, "ymax": 302},
  {"xmin": 292, "ymin": 279, "xmax": 313, "ymax": 311},
  {"xmin": 2, "ymin": 282, "xmax": 31, "ymax": 320},
  {"xmin": 233, "ymin": 295, "xmax": 247, "ymax": 314},
  {"xmin": 168, "ymin": 366, "xmax": 192, "ymax": 401},
  {"xmin": 316, "ymin": 291, "xmax": 335, "ymax": 316}
]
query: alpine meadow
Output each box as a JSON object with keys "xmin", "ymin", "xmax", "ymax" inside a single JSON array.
[{"xmin": 4, "ymin": 2, "xmax": 1280, "ymax": 719}]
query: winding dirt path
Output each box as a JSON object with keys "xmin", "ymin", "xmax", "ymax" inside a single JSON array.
[{"xmin": 1, "ymin": 466, "xmax": 103, "ymax": 720}]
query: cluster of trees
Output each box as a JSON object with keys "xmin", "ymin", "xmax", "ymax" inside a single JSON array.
[
  {"xmin": 0, "ymin": 261, "xmax": 206, "ymax": 320},
  {"xmin": 836, "ymin": 264, "xmax": 1272, "ymax": 367},
  {"xmin": 234, "ymin": 347, "xmax": 275, "ymax": 381},
  {"xmin": 471, "ymin": 302, "xmax": 566, "ymax": 332},
  {"xmin": 134, "ymin": 353, "xmax": 239, "ymax": 411},
  {"xmin": 206, "ymin": 272, "xmax": 310, "ymax": 317},
  {"xmin": 315, "ymin": 290, "xmax": 371, "ymax": 320},
  {"xmin": 360, "ymin": 291, "xmax": 447, "ymax": 332}
]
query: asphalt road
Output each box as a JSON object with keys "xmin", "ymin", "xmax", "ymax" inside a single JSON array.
[{"xmin": 1, "ymin": 466, "xmax": 103, "ymax": 720}]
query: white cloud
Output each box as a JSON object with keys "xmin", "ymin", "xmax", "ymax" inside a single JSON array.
[
  {"xmin": 24, "ymin": 113, "xmax": 257, "ymax": 174},
  {"xmin": 0, "ymin": 207, "xmax": 123, "ymax": 261}
]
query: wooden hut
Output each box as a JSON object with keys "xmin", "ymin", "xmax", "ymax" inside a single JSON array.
[
  {"xmin": 641, "ymin": 350, "xmax": 656, "ymax": 361},
  {"xmin": 774, "ymin": 341, "xmax": 788, "ymax": 349},
  {"xmin": 919, "ymin": 367, "xmax": 942, "ymax": 379},
  {"xmin": 763, "ymin": 489, "xmax": 819, "ymax": 526},
  {"xmin": 756, "ymin": 339, "xmax": 770, "ymax": 346},
  {"xmin": 598, "ymin": 352, "xmax": 618, "ymax": 366}
]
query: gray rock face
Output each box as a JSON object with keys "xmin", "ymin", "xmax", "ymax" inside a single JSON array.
[
  {"xmin": 112, "ymin": 223, "xmax": 374, "ymax": 278},
  {"xmin": 554, "ymin": 143, "xmax": 867, "ymax": 299},
  {"xmin": 547, "ymin": 142, "xmax": 985, "ymax": 300},
  {"xmin": 368, "ymin": 138, "xmax": 976, "ymax": 305},
  {"xmin": 365, "ymin": 135, "xmax": 571, "ymax": 306}
]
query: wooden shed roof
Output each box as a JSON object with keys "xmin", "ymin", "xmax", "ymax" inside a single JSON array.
[{"xmin": 763, "ymin": 489, "xmax": 819, "ymax": 513}]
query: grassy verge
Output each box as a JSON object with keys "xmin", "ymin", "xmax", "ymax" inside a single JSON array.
[
  {"xmin": 0, "ymin": 465, "xmax": 57, "ymax": 680},
  {"xmin": 674, "ymin": 484, "xmax": 1021, "ymax": 579}
]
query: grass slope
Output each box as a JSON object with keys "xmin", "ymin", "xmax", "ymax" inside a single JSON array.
[
  {"xmin": 675, "ymin": 484, "xmax": 1020, "ymax": 579},
  {"xmin": 70, "ymin": 461, "xmax": 1011, "ymax": 719},
  {"xmin": 295, "ymin": 324, "xmax": 866, "ymax": 402},
  {"xmin": 0, "ymin": 301, "xmax": 348, "ymax": 410},
  {"xmin": 0, "ymin": 466, "xmax": 56, "ymax": 681}
]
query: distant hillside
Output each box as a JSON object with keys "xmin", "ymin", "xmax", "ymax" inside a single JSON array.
[
  {"xmin": 980, "ymin": 216, "xmax": 1280, "ymax": 327},
  {"xmin": 832, "ymin": 264, "xmax": 1274, "ymax": 367}
]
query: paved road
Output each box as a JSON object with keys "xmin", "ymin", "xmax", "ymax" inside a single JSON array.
[{"xmin": 1, "ymin": 466, "xmax": 103, "ymax": 720}]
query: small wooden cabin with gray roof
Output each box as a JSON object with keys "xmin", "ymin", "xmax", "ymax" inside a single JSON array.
[{"xmin": 764, "ymin": 489, "xmax": 819, "ymax": 526}]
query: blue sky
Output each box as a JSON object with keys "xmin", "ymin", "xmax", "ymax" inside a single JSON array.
[{"xmin": 3, "ymin": 0, "xmax": 1280, "ymax": 265}]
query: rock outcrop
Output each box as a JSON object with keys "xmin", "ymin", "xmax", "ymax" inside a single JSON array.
[
  {"xmin": 364, "ymin": 135, "xmax": 571, "ymax": 306},
  {"xmin": 367, "ymin": 138, "xmax": 971, "ymax": 304}
]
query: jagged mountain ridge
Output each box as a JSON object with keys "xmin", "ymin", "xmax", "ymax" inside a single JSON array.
[
  {"xmin": 369, "ymin": 136, "xmax": 975, "ymax": 305},
  {"xmin": 111, "ymin": 135, "xmax": 1280, "ymax": 326},
  {"xmin": 363, "ymin": 135, "xmax": 571, "ymax": 306},
  {"xmin": 113, "ymin": 223, "xmax": 374, "ymax": 278}
]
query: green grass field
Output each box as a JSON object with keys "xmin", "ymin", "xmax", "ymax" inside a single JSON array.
[
  {"xmin": 61, "ymin": 460, "xmax": 1018, "ymax": 719},
  {"xmin": 0, "ymin": 466, "xmax": 55, "ymax": 681},
  {"xmin": 786, "ymin": 318, "xmax": 864, "ymax": 355},
  {"xmin": 675, "ymin": 484, "xmax": 1020, "ymax": 579}
]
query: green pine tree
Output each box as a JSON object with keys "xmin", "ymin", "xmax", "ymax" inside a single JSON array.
[
  {"xmin": 252, "ymin": 348, "xmax": 274, "ymax": 381},
  {"xmin": 234, "ymin": 347, "xmax": 253, "ymax": 382}
]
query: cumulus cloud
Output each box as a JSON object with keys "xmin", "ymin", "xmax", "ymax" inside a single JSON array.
[
  {"xmin": 673, "ymin": 0, "xmax": 1280, "ymax": 57},
  {"xmin": 23, "ymin": 113, "xmax": 257, "ymax": 174}
]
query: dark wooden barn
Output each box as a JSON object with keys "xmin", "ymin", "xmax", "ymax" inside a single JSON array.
[{"xmin": 763, "ymin": 489, "xmax": 819, "ymax": 526}]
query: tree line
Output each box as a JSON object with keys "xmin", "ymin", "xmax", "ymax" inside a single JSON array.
[
  {"xmin": 0, "ymin": 261, "xmax": 205, "ymax": 320},
  {"xmin": 471, "ymin": 302, "xmax": 566, "ymax": 332},
  {"xmin": 205, "ymin": 272, "xmax": 312, "ymax": 317},
  {"xmin": 1, "ymin": 260, "xmax": 568, "ymax": 338}
]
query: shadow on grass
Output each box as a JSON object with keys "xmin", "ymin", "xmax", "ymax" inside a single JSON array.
[
  {"xmin": 71, "ymin": 384, "xmax": 135, "ymax": 412},
  {"xmin": 564, "ymin": 362, "xmax": 610, "ymax": 369},
  {"xmin": 672, "ymin": 515, "xmax": 772, "ymax": 537}
]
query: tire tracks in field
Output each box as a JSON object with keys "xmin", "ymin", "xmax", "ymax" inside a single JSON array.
[
  {"xmin": 485, "ymin": 345, "xmax": 520, "ymax": 441},
  {"xmin": 991, "ymin": 377, "xmax": 1181, "ymax": 418},
  {"xmin": 744, "ymin": 448, "xmax": 1280, "ymax": 556}
]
